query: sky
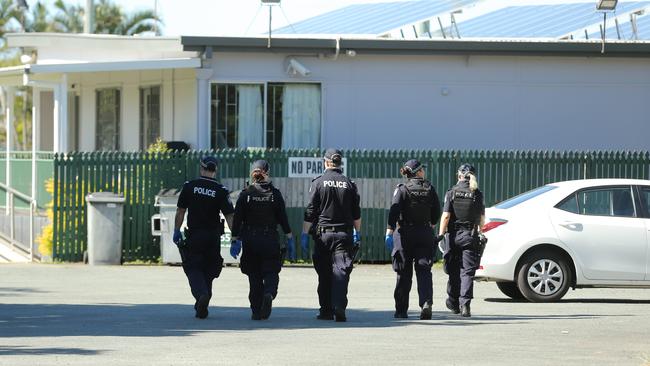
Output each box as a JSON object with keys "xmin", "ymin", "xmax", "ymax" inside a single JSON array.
[{"xmin": 34, "ymin": 0, "xmax": 602, "ymax": 37}]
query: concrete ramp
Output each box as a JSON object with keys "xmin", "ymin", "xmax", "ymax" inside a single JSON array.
[{"xmin": 0, "ymin": 241, "xmax": 31, "ymax": 263}]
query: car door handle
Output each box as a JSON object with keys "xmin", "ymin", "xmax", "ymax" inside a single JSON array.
[{"xmin": 559, "ymin": 221, "xmax": 583, "ymax": 231}]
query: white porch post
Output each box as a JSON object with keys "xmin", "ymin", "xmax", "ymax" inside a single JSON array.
[
  {"xmin": 31, "ymin": 88, "xmax": 40, "ymax": 201},
  {"xmin": 196, "ymin": 68, "xmax": 212, "ymax": 150},
  {"xmin": 52, "ymin": 74, "xmax": 68, "ymax": 153},
  {"xmin": 5, "ymin": 87, "xmax": 14, "ymax": 215}
]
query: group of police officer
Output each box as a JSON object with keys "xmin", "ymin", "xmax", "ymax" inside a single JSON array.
[{"xmin": 173, "ymin": 149, "xmax": 485, "ymax": 321}]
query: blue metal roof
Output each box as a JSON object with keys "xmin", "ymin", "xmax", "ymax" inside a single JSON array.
[
  {"xmin": 456, "ymin": 2, "xmax": 650, "ymax": 38},
  {"xmin": 273, "ymin": 0, "xmax": 476, "ymax": 35},
  {"xmin": 588, "ymin": 13, "xmax": 650, "ymax": 39}
]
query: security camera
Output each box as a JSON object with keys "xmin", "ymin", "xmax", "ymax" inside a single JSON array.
[{"xmin": 287, "ymin": 58, "xmax": 311, "ymax": 77}]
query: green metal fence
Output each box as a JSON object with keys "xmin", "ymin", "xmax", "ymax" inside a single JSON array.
[
  {"xmin": 0, "ymin": 151, "xmax": 55, "ymax": 209},
  {"xmin": 52, "ymin": 149, "xmax": 650, "ymax": 262}
]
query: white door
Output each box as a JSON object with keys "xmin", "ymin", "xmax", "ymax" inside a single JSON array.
[
  {"xmin": 552, "ymin": 186, "xmax": 647, "ymax": 281},
  {"xmin": 637, "ymin": 186, "xmax": 650, "ymax": 281}
]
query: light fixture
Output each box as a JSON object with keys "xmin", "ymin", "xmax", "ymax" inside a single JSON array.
[{"xmin": 596, "ymin": 0, "xmax": 618, "ymax": 11}]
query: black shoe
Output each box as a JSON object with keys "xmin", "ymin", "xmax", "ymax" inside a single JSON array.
[
  {"xmin": 251, "ymin": 313, "xmax": 262, "ymax": 320},
  {"xmin": 446, "ymin": 299, "xmax": 460, "ymax": 315},
  {"xmin": 420, "ymin": 302, "xmax": 432, "ymax": 320},
  {"xmin": 394, "ymin": 311, "xmax": 408, "ymax": 319},
  {"xmin": 334, "ymin": 308, "xmax": 347, "ymax": 322},
  {"xmin": 260, "ymin": 294, "xmax": 273, "ymax": 320},
  {"xmin": 460, "ymin": 304, "xmax": 471, "ymax": 318},
  {"xmin": 195, "ymin": 294, "xmax": 210, "ymax": 319},
  {"xmin": 316, "ymin": 310, "xmax": 334, "ymax": 320}
]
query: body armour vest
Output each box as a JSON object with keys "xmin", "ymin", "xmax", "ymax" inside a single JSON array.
[
  {"xmin": 451, "ymin": 185, "xmax": 478, "ymax": 225},
  {"xmin": 402, "ymin": 179, "xmax": 432, "ymax": 225},
  {"xmin": 245, "ymin": 183, "xmax": 277, "ymax": 228}
]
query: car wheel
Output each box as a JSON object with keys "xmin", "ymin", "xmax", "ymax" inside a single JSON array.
[
  {"xmin": 496, "ymin": 282, "xmax": 525, "ymax": 300},
  {"xmin": 516, "ymin": 250, "xmax": 572, "ymax": 302}
]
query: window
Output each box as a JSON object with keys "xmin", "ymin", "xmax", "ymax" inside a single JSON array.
[
  {"xmin": 494, "ymin": 185, "xmax": 557, "ymax": 209},
  {"xmin": 96, "ymin": 88, "xmax": 120, "ymax": 150},
  {"xmin": 210, "ymin": 83, "xmax": 321, "ymax": 149},
  {"xmin": 557, "ymin": 194, "xmax": 579, "ymax": 214},
  {"xmin": 575, "ymin": 187, "xmax": 636, "ymax": 217},
  {"xmin": 140, "ymin": 86, "xmax": 161, "ymax": 149},
  {"xmin": 67, "ymin": 92, "xmax": 79, "ymax": 151},
  {"xmin": 637, "ymin": 187, "xmax": 650, "ymax": 217}
]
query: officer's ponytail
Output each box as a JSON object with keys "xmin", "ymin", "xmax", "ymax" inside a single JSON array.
[
  {"xmin": 330, "ymin": 155, "xmax": 342, "ymax": 167},
  {"xmin": 400, "ymin": 167, "xmax": 416, "ymax": 179},
  {"xmin": 467, "ymin": 173, "xmax": 478, "ymax": 192},
  {"xmin": 251, "ymin": 169, "xmax": 266, "ymax": 183}
]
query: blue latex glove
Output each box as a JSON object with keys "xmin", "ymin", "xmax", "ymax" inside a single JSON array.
[
  {"xmin": 385, "ymin": 234, "xmax": 394, "ymax": 252},
  {"xmin": 353, "ymin": 230, "xmax": 361, "ymax": 247},
  {"xmin": 173, "ymin": 228, "xmax": 182, "ymax": 245},
  {"xmin": 230, "ymin": 239, "xmax": 242, "ymax": 259},
  {"xmin": 286, "ymin": 236, "xmax": 296, "ymax": 260},
  {"xmin": 300, "ymin": 233, "xmax": 310, "ymax": 254}
]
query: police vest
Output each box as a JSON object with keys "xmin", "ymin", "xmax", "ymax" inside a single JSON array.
[
  {"xmin": 244, "ymin": 184, "xmax": 277, "ymax": 227},
  {"xmin": 451, "ymin": 185, "xmax": 479, "ymax": 225},
  {"xmin": 401, "ymin": 179, "xmax": 432, "ymax": 225}
]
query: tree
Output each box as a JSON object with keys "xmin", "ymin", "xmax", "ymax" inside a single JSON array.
[
  {"xmin": 52, "ymin": 0, "xmax": 84, "ymax": 33},
  {"xmin": 0, "ymin": 0, "xmax": 20, "ymax": 49},
  {"xmin": 54, "ymin": 0, "xmax": 162, "ymax": 36}
]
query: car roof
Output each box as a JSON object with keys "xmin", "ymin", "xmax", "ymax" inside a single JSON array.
[{"xmin": 546, "ymin": 178, "xmax": 650, "ymax": 190}]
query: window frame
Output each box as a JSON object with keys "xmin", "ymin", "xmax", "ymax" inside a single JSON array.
[
  {"xmin": 139, "ymin": 85, "xmax": 162, "ymax": 150},
  {"xmin": 208, "ymin": 80, "xmax": 324, "ymax": 149},
  {"xmin": 554, "ymin": 185, "xmax": 638, "ymax": 218},
  {"xmin": 95, "ymin": 87, "xmax": 122, "ymax": 151},
  {"xmin": 633, "ymin": 185, "xmax": 650, "ymax": 219}
]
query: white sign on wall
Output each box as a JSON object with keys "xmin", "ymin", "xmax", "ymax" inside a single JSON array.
[{"xmin": 288, "ymin": 157, "xmax": 348, "ymax": 178}]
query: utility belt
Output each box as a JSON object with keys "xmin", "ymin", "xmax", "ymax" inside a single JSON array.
[
  {"xmin": 243, "ymin": 225, "xmax": 277, "ymax": 236},
  {"xmin": 398, "ymin": 221, "xmax": 431, "ymax": 228},
  {"xmin": 451, "ymin": 222, "xmax": 476, "ymax": 231},
  {"xmin": 317, "ymin": 225, "xmax": 352, "ymax": 234}
]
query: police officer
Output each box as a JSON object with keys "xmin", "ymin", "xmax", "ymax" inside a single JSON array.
[
  {"xmin": 301, "ymin": 148, "xmax": 361, "ymax": 322},
  {"xmin": 173, "ymin": 156, "xmax": 235, "ymax": 319},
  {"xmin": 385, "ymin": 159, "xmax": 441, "ymax": 319},
  {"xmin": 438, "ymin": 163, "xmax": 485, "ymax": 318},
  {"xmin": 230, "ymin": 160, "xmax": 294, "ymax": 321}
]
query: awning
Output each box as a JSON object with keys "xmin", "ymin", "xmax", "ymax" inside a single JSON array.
[{"xmin": 26, "ymin": 57, "xmax": 201, "ymax": 74}]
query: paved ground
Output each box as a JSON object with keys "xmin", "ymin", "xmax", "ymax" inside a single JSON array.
[{"xmin": 0, "ymin": 264, "xmax": 649, "ymax": 366}]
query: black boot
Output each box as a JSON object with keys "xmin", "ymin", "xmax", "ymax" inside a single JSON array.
[
  {"xmin": 334, "ymin": 308, "xmax": 346, "ymax": 322},
  {"xmin": 260, "ymin": 294, "xmax": 273, "ymax": 320},
  {"xmin": 420, "ymin": 302, "xmax": 432, "ymax": 320},
  {"xmin": 394, "ymin": 311, "xmax": 408, "ymax": 319},
  {"xmin": 195, "ymin": 294, "xmax": 210, "ymax": 319},
  {"xmin": 446, "ymin": 299, "xmax": 460, "ymax": 315},
  {"xmin": 460, "ymin": 304, "xmax": 471, "ymax": 318},
  {"xmin": 316, "ymin": 309, "xmax": 334, "ymax": 320}
]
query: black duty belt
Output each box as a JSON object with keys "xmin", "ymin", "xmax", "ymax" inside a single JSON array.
[
  {"xmin": 452, "ymin": 222, "xmax": 475, "ymax": 231},
  {"xmin": 400, "ymin": 222, "xmax": 431, "ymax": 227},
  {"xmin": 318, "ymin": 225, "xmax": 351, "ymax": 233}
]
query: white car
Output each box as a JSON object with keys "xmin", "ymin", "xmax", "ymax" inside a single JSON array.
[{"xmin": 475, "ymin": 179, "xmax": 650, "ymax": 302}]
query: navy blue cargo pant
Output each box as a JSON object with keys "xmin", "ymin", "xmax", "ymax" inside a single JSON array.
[
  {"xmin": 392, "ymin": 226, "xmax": 434, "ymax": 313},
  {"xmin": 312, "ymin": 228, "xmax": 355, "ymax": 314},
  {"xmin": 240, "ymin": 230, "xmax": 282, "ymax": 317},
  {"xmin": 179, "ymin": 229, "xmax": 223, "ymax": 302},
  {"xmin": 446, "ymin": 228, "xmax": 479, "ymax": 307}
]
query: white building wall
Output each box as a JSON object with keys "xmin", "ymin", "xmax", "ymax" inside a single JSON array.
[
  {"xmin": 209, "ymin": 52, "xmax": 650, "ymax": 150},
  {"xmin": 69, "ymin": 68, "xmax": 196, "ymax": 151}
]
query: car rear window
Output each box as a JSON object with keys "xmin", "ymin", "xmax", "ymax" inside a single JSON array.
[{"xmin": 494, "ymin": 185, "xmax": 557, "ymax": 209}]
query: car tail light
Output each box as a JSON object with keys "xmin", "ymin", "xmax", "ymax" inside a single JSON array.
[{"xmin": 482, "ymin": 219, "xmax": 507, "ymax": 233}]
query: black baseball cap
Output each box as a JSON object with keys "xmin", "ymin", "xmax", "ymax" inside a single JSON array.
[
  {"xmin": 404, "ymin": 159, "xmax": 425, "ymax": 173},
  {"xmin": 200, "ymin": 156, "xmax": 218, "ymax": 171},
  {"xmin": 251, "ymin": 159, "xmax": 270, "ymax": 173},
  {"xmin": 324, "ymin": 148, "xmax": 343, "ymax": 161},
  {"xmin": 458, "ymin": 163, "xmax": 476, "ymax": 175}
]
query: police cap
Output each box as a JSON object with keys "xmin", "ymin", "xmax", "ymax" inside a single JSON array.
[
  {"xmin": 458, "ymin": 163, "xmax": 476, "ymax": 176},
  {"xmin": 403, "ymin": 159, "xmax": 425, "ymax": 174},
  {"xmin": 324, "ymin": 148, "xmax": 344, "ymax": 163},
  {"xmin": 200, "ymin": 156, "xmax": 218, "ymax": 172},
  {"xmin": 251, "ymin": 159, "xmax": 270, "ymax": 173}
]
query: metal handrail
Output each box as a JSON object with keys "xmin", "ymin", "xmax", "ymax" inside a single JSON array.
[{"xmin": 0, "ymin": 182, "xmax": 37, "ymax": 262}]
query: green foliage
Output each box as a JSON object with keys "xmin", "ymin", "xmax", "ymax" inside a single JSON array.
[{"xmin": 37, "ymin": 178, "xmax": 54, "ymax": 258}]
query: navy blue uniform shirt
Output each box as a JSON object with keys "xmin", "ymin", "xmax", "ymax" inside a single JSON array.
[
  {"xmin": 177, "ymin": 176, "xmax": 235, "ymax": 231},
  {"xmin": 304, "ymin": 168, "xmax": 361, "ymax": 227}
]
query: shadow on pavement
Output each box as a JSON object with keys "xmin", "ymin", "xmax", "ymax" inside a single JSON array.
[
  {"xmin": 0, "ymin": 346, "xmax": 104, "ymax": 356},
  {"xmin": 0, "ymin": 287, "xmax": 49, "ymax": 297},
  {"xmin": 484, "ymin": 297, "xmax": 650, "ymax": 304},
  {"xmin": 0, "ymin": 302, "xmax": 606, "ymax": 337}
]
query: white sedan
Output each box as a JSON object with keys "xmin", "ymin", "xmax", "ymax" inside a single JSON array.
[{"xmin": 476, "ymin": 179, "xmax": 650, "ymax": 302}]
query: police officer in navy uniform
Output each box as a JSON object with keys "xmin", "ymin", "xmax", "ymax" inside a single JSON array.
[
  {"xmin": 229, "ymin": 160, "xmax": 294, "ymax": 321},
  {"xmin": 385, "ymin": 159, "xmax": 441, "ymax": 319},
  {"xmin": 301, "ymin": 148, "xmax": 361, "ymax": 322},
  {"xmin": 438, "ymin": 163, "xmax": 485, "ymax": 317},
  {"xmin": 173, "ymin": 156, "xmax": 235, "ymax": 319}
]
